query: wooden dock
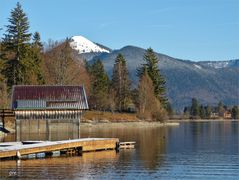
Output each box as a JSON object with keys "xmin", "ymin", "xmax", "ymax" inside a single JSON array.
[
  {"xmin": 0, "ymin": 138, "xmax": 119, "ymax": 159},
  {"xmin": 119, "ymin": 141, "xmax": 136, "ymax": 149}
]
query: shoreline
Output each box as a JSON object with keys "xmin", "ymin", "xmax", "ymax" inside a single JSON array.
[
  {"xmin": 80, "ymin": 121, "xmax": 179, "ymax": 128},
  {"xmin": 1, "ymin": 119, "xmax": 238, "ymax": 135},
  {"xmin": 80, "ymin": 119, "xmax": 239, "ymax": 128},
  {"xmin": 168, "ymin": 119, "xmax": 239, "ymax": 122}
]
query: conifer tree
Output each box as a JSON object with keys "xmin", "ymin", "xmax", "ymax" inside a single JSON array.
[
  {"xmin": 89, "ymin": 59, "xmax": 110, "ymax": 110},
  {"xmin": 138, "ymin": 48, "xmax": 167, "ymax": 107},
  {"xmin": 111, "ymin": 54, "xmax": 131, "ymax": 112},
  {"xmin": 190, "ymin": 98, "xmax": 199, "ymax": 117},
  {"xmin": 217, "ymin": 101, "xmax": 225, "ymax": 117},
  {"xmin": 25, "ymin": 32, "xmax": 44, "ymax": 84},
  {"xmin": 184, "ymin": 107, "xmax": 190, "ymax": 116},
  {"xmin": 0, "ymin": 74, "xmax": 8, "ymax": 108},
  {"xmin": 0, "ymin": 46, "xmax": 8, "ymax": 108},
  {"xmin": 199, "ymin": 105, "xmax": 206, "ymax": 119},
  {"xmin": 32, "ymin": 32, "xmax": 43, "ymax": 50},
  {"xmin": 0, "ymin": 40, "xmax": 3, "ymax": 62},
  {"xmin": 166, "ymin": 102, "xmax": 174, "ymax": 117},
  {"xmin": 231, "ymin": 106, "xmax": 239, "ymax": 119},
  {"xmin": 2, "ymin": 2, "xmax": 31, "ymax": 87},
  {"xmin": 205, "ymin": 105, "xmax": 212, "ymax": 118}
]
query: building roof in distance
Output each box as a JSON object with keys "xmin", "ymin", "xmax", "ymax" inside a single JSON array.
[{"xmin": 12, "ymin": 85, "xmax": 89, "ymax": 110}]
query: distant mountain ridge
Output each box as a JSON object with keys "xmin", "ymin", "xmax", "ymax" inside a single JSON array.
[
  {"xmin": 74, "ymin": 38, "xmax": 239, "ymax": 111},
  {"xmin": 199, "ymin": 60, "xmax": 239, "ymax": 69}
]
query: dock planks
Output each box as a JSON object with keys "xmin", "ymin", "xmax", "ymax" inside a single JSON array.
[
  {"xmin": 0, "ymin": 138, "xmax": 119, "ymax": 159},
  {"xmin": 119, "ymin": 141, "xmax": 136, "ymax": 149}
]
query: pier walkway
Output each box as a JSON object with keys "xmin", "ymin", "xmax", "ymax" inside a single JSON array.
[{"xmin": 0, "ymin": 138, "xmax": 119, "ymax": 159}]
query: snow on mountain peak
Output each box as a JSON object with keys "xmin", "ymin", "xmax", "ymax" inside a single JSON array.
[
  {"xmin": 70, "ymin": 35, "xmax": 110, "ymax": 54},
  {"xmin": 193, "ymin": 64, "xmax": 202, "ymax": 69}
]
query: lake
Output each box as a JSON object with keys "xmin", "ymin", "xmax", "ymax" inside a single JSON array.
[{"xmin": 0, "ymin": 121, "xmax": 239, "ymax": 179}]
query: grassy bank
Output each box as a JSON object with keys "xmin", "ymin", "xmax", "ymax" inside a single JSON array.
[
  {"xmin": 82, "ymin": 110, "xmax": 239, "ymax": 124},
  {"xmin": 81, "ymin": 111, "xmax": 180, "ymax": 127},
  {"xmin": 82, "ymin": 111, "xmax": 139, "ymax": 122}
]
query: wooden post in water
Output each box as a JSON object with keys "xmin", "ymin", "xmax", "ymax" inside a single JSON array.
[
  {"xmin": 1, "ymin": 109, "xmax": 5, "ymax": 128},
  {"xmin": 46, "ymin": 119, "xmax": 50, "ymax": 141},
  {"xmin": 16, "ymin": 119, "xmax": 20, "ymax": 142},
  {"xmin": 38, "ymin": 118, "xmax": 40, "ymax": 140}
]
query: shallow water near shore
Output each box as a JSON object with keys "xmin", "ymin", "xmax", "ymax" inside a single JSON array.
[{"xmin": 0, "ymin": 121, "xmax": 239, "ymax": 179}]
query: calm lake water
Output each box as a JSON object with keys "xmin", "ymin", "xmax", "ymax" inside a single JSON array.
[{"xmin": 0, "ymin": 121, "xmax": 239, "ymax": 179}]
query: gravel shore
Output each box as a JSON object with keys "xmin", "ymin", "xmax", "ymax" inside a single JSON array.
[{"xmin": 80, "ymin": 121, "xmax": 179, "ymax": 128}]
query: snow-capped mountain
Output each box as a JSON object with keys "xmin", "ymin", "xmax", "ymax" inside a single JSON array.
[
  {"xmin": 81, "ymin": 45, "xmax": 238, "ymax": 110},
  {"xmin": 70, "ymin": 36, "xmax": 110, "ymax": 54},
  {"xmin": 67, "ymin": 35, "xmax": 238, "ymax": 110}
]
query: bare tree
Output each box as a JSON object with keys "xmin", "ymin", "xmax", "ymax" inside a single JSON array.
[
  {"xmin": 137, "ymin": 71, "xmax": 167, "ymax": 121},
  {"xmin": 43, "ymin": 39, "xmax": 90, "ymax": 92}
]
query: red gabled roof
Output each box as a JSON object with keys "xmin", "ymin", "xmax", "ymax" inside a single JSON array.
[
  {"xmin": 12, "ymin": 85, "xmax": 88, "ymax": 109},
  {"xmin": 12, "ymin": 85, "xmax": 85, "ymax": 100}
]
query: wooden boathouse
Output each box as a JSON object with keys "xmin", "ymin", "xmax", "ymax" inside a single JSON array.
[{"xmin": 11, "ymin": 85, "xmax": 89, "ymax": 141}]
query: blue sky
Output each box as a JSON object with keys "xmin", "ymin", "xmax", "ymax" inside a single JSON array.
[{"xmin": 0, "ymin": 0, "xmax": 238, "ymax": 61}]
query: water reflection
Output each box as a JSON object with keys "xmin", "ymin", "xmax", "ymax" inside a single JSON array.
[
  {"xmin": 6, "ymin": 119, "xmax": 80, "ymax": 142},
  {"xmin": 1, "ymin": 121, "xmax": 239, "ymax": 179},
  {"xmin": 167, "ymin": 121, "xmax": 238, "ymax": 155},
  {"xmin": 80, "ymin": 125, "xmax": 167, "ymax": 170},
  {"xmin": 0, "ymin": 150, "xmax": 118, "ymax": 179}
]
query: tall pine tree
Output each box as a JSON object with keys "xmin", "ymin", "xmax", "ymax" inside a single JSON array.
[
  {"xmin": 2, "ymin": 2, "xmax": 31, "ymax": 87},
  {"xmin": 231, "ymin": 106, "xmax": 239, "ymax": 119},
  {"xmin": 217, "ymin": 101, "xmax": 225, "ymax": 117},
  {"xmin": 111, "ymin": 54, "xmax": 131, "ymax": 112},
  {"xmin": 0, "ymin": 48, "xmax": 8, "ymax": 108},
  {"xmin": 22, "ymin": 31, "xmax": 44, "ymax": 84},
  {"xmin": 138, "ymin": 48, "xmax": 167, "ymax": 107},
  {"xmin": 199, "ymin": 105, "xmax": 206, "ymax": 119},
  {"xmin": 205, "ymin": 105, "xmax": 212, "ymax": 118},
  {"xmin": 32, "ymin": 32, "xmax": 43, "ymax": 50},
  {"xmin": 190, "ymin": 98, "xmax": 199, "ymax": 117},
  {"xmin": 89, "ymin": 59, "xmax": 110, "ymax": 110}
]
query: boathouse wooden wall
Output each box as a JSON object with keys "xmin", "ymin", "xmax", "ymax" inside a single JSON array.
[{"xmin": 11, "ymin": 85, "xmax": 89, "ymax": 141}]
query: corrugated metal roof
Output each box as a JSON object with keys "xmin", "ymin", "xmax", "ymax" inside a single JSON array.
[{"xmin": 12, "ymin": 85, "xmax": 89, "ymax": 110}]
